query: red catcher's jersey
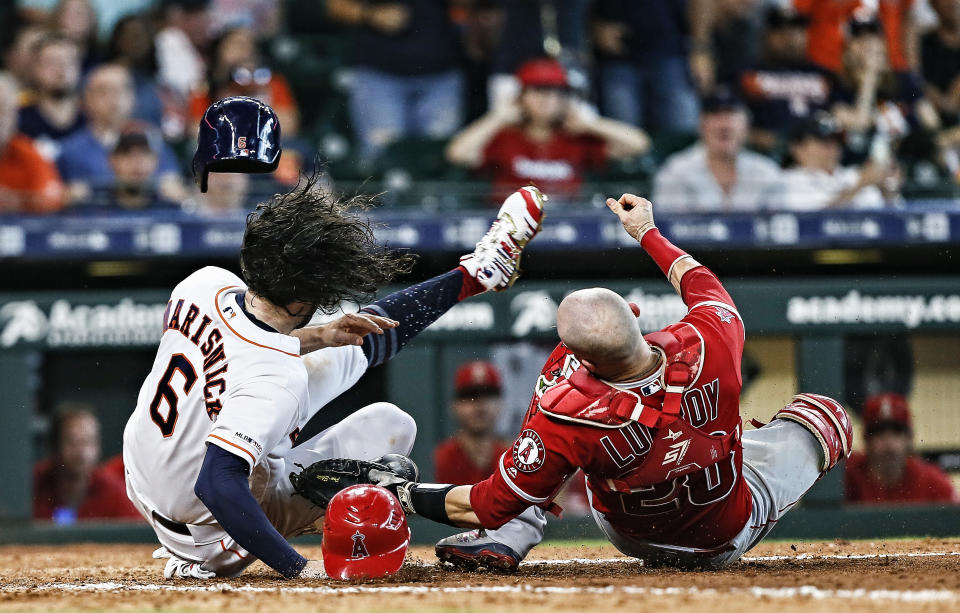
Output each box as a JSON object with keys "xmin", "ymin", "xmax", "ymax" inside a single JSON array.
[{"xmin": 470, "ymin": 267, "xmax": 753, "ymax": 549}]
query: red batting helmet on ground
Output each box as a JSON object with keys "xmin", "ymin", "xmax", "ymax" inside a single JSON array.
[{"xmin": 322, "ymin": 484, "xmax": 410, "ymax": 580}]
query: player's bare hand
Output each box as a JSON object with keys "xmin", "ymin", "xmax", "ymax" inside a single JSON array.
[
  {"xmin": 562, "ymin": 101, "xmax": 599, "ymax": 135},
  {"xmin": 293, "ymin": 313, "xmax": 398, "ymax": 355},
  {"xmin": 605, "ymin": 194, "xmax": 656, "ymax": 242},
  {"xmin": 491, "ymin": 100, "xmax": 522, "ymax": 126}
]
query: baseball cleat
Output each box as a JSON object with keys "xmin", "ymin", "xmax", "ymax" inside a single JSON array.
[
  {"xmin": 435, "ymin": 530, "xmax": 522, "ymax": 572},
  {"xmin": 163, "ymin": 554, "xmax": 216, "ymax": 580},
  {"xmin": 459, "ymin": 186, "xmax": 546, "ymax": 292}
]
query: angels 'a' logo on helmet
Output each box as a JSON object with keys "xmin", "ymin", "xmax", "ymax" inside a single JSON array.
[
  {"xmin": 512, "ymin": 429, "xmax": 545, "ymax": 473},
  {"xmin": 351, "ymin": 530, "xmax": 369, "ymax": 559}
]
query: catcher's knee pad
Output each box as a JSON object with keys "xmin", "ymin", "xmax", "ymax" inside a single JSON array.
[{"xmin": 772, "ymin": 393, "xmax": 853, "ymax": 472}]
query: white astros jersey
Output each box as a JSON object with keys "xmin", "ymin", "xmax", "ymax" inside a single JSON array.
[{"xmin": 123, "ymin": 266, "xmax": 367, "ymax": 525}]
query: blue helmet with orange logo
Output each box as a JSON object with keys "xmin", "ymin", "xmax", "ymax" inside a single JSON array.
[{"xmin": 192, "ymin": 96, "xmax": 282, "ymax": 192}]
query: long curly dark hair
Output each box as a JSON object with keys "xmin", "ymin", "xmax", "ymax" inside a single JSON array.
[{"xmin": 240, "ymin": 170, "xmax": 417, "ymax": 313}]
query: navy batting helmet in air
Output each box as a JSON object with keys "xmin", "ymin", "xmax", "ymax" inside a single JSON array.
[{"xmin": 192, "ymin": 96, "xmax": 282, "ymax": 192}]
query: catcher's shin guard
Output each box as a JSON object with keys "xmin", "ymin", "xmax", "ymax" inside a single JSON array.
[{"xmin": 770, "ymin": 393, "xmax": 853, "ymax": 472}]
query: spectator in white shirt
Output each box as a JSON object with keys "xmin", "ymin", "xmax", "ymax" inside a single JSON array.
[
  {"xmin": 781, "ymin": 113, "xmax": 899, "ymax": 211},
  {"xmin": 653, "ymin": 89, "xmax": 783, "ymax": 213}
]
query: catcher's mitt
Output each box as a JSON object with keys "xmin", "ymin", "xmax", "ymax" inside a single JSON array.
[{"xmin": 288, "ymin": 458, "xmax": 390, "ymax": 508}]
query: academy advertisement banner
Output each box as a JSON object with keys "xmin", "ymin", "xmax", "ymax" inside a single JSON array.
[{"xmin": 1, "ymin": 278, "xmax": 960, "ymax": 349}]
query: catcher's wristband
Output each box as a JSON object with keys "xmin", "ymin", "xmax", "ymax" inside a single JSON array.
[{"xmin": 397, "ymin": 483, "xmax": 458, "ymax": 526}]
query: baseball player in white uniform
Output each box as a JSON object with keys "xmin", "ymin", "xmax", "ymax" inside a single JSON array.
[{"xmin": 122, "ymin": 180, "xmax": 547, "ymax": 580}]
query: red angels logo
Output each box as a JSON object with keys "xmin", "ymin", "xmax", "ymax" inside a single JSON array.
[
  {"xmin": 237, "ymin": 136, "xmax": 247, "ymax": 150},
  {"xmin": 351, "ymin": 530, "xmax": 369, "ymax": 559},
  {"xmin": 512, "ymin": 429, "xmax": 545, "ymax": 473}
]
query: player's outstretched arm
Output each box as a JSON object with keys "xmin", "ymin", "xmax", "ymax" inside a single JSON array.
[
  {"xmin": 605, "ymin": 194, "xmax": 703, "ymax": 295},
  {"xmin": 288, "ymin": 458, "xmax": 513, "ymax": 530},
  {"xmin": 368, "ymin": 472, "xmax": 484, "ymax": 529},
  {"xmin": 606, "ymin": 194, "xmax": 740, "ymax": 311},
  {"xmin": 195, "ymin": 445, "xmax": 316, "ymax": 579},
  {"xmin": 358, "ymin": 186, "xmax": 545, "ymax": 368}
]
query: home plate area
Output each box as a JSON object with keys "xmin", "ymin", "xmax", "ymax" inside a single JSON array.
[{"xmin": 1, "ymin": 540, "xmax": 958, "ymax": 612}]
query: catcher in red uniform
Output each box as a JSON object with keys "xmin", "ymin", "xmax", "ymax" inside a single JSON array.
[{"xmin": 314, "ymin": 193, "xmax": 854, "ymax": 571}]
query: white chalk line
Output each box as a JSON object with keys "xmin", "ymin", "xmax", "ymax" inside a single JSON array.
[
  {"xmin": 519, "ymin": 550, "xmax": 960, "ymax": 566},
  {"xmin": 4, "ymin": 551, "xmax": 957, "ymax": 603},
  {"xmin": 2, "ymin": 582, "xmax": 957, "ymax": 603}
]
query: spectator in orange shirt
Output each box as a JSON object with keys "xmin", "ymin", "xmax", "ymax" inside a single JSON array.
[
  {"xmin": 845, "ymin": 393, "xmax": 958, "ymax": 505},
  {"xmin": 33, "ymin": 408, "xmax": 141, "ymax": 523},
  {"xmin": 434, "ymin": 361, "xmax": 510, "ymax": 485},
  {"xmin": 794, "ymin": 0, "xmax": 917, "ymax": 73},
  {"xmin": 0, "ymin": 72, "xmax": 65, "ymax": 214}
]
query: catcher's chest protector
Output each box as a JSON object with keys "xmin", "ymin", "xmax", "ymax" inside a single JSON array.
[{"xmin": 538, "ymin": 325, "xmax": 741, "ymax": 491}]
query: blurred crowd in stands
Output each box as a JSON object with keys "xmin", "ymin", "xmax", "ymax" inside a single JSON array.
[{"xmin": 1, "ymin": 0, "xmax": 960, "ymax": 216}]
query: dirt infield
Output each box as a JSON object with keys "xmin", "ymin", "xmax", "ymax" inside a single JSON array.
[{"xmin": 0, "ymin": 539, "xmax": 958, "ymax": 612}]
